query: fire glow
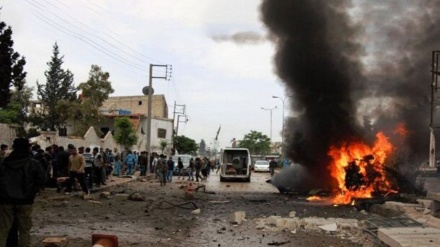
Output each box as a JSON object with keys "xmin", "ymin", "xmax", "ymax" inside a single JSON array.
[{"xmin": 327, "ymin": 132, "xmax": 396, "ymax": 205}]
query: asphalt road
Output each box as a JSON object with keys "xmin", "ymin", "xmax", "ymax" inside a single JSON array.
[{"xmin": 30, "ymin": 170, "xmax": 365, "ymax": 247}]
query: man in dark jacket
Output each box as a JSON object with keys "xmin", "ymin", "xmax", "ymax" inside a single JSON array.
[
  {"xmin": 0, "ymin": 137, "xmax": 47, "ymax": 247},
  {"xmin": 269, "ymin": 158, "xmax": 277, "ymax": 177},
  {"xmin": 167, "ymin": 156, "xmax": 175, "ymax": 182}
]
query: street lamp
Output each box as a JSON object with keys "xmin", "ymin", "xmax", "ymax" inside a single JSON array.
[
  {"xmin": 261, "ymin": 106, "xmax": 278, "ymax": 140},
  {"xmin": 272, "ymin": 95, "xmax": 292, "ymax": 158}
]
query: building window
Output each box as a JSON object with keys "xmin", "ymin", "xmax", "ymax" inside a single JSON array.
[
  {"xmin": 138, "ymin": 101, "xmax": 142, "ymax": 105},
  {"xmin": 157, "ymin": 128, "xmax": 166, "ymax": 138}
]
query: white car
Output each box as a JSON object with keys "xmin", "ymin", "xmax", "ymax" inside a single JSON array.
[{"xmin": 254, "ymin": 160, "xmax": 270, "ymax": 172}]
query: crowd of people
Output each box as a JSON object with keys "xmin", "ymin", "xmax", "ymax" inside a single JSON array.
[
  {"xmin": 0, "ymin": 138, "xmax": 47, "ymax": 247},
  {"xmin": 0, "ymin": 137, "xmax": 217, "ymax": 246},
  {"xmin": 152, "ymin": 155, "xmax": 213, "ymax": 185}
]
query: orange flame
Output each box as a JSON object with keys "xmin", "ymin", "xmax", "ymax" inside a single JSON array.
[
  {"xmin": 327, "ymin": 132, "xmax": 395, "ymax": 205},
  {"xmin": 394, "ymin": 122, "xmax": 408, "ymax": 138}
]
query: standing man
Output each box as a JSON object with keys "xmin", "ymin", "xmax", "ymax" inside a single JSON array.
[
  {"xmin": 188, "ymin": 157, "xmax": 195, "ymax": 181},
  {"xmin": 65, "ymin": 145, "xmax": 89, "ymax": 194},
  {"xmin": 195, "ymin": 157, "xmax": 203, "ymax": 182},
  {"xmin": 0, "ymin": 137, "xmax": 46, "ymax": 247},
  {"xmin": 156, "ymin": 155, "xmax": 168, "ymax": 186},
  {"xmin": 55, "ymin": 146, "xmax": 70, "ymax": 178},
  {"xmin": 82, "ymin": 147, "xmax": 94, "ymax": 189},
  {"xmin": 152, "ymin": 153, "xmax": 158, "ymax": 177},
  {"xmin": 93, "ymin": 147, "xmax": 105, "ymax": 186},
  {"xmin": 269, "ymin": 158, "xmax": 277, "ymax": 177},
  {"xmin": 177, "ymin": 157, "xmax": 184, "ymax": 178},
  {"xmin": 113, "ymin": 147, "xmax": 120, "ymax": 166},
  {"xmin": 139, "ymin": 151, "xmax": 148, "ymax": 176},
  {"xmin": 124, "ymin": 150, "xmax": 136, "ymax": 176},
  {"xmin": 167, "ymin": 156, "xmax": 175, "ymax": 182}
]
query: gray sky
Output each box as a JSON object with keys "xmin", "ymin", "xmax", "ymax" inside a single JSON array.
[{"xmin": 1, "ymin": 0, "xmax": 287, "ymax": 149}]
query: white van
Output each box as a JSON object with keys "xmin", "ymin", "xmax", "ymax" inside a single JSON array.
[{"xmin": 219, "ymin": 148, "xmax": 251, "ymax": 182}]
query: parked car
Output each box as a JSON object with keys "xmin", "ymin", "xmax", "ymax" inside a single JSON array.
[{"xmin": 253, "ymin": 160, "xmax": 270, "ymax": 172}]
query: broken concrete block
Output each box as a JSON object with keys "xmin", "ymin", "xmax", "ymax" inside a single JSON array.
[
  {"xmin": 42, "ymin": 237, "xmax": 67, "ymax": 247},
  {"xmin": 230, "ymin": 211, "xmax": 246, "ymax": 224},
  {"xmin": 114, "ymin": 194, "xmax": 130, "ymax": 201},
  {"xmin": 256, "ymin": 220, "xmax": 265, "ymax": 230},
  {"xmin": 266, "ymin": 216, "xmax": 281, "ymax": 226},
  {"xmin": 129, "ymin": 192, "xmax": 145, "ymax": 201},
  {"xmin": 191, "ymin": 208, "xmax": 201, "ymax": 214},
  {"xmin": 275, "ymin": 218, "xmax": 298, "ymax": 230},
  {"xmin": 303, "ymin": 217, "xmax": 336, "ymax": 230},
  {"xmin": 417, "ymin": 199, "xmax": 432, "ymax": 209},
  {"xmin": 335, "ymin": 218, "xmax": 358, "ymax": 230},
  {"xmin": 318, "ymin": 222, "xmax": 338, "ymax": 232},
  {"xmin": 99, "ymin": 192, "xmax": 111, "ymax": 199}
]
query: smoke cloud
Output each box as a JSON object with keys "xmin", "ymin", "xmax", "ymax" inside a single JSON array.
[{"xmin": 261, "ymin": 0, "xmax": 440, "ymax": 189}]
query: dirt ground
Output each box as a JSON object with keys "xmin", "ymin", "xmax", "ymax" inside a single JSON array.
[{"xmin": 29, "ymin": 172, "xmax": 382, "ymax": 247}]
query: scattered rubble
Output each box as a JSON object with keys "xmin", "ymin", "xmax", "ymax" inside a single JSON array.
[
  {"xmin": 42, "ymin": 237, "xmax": 67, "ymax": 247},
  {"xmin": 230, "ymin": 211, "xmax": 246, "ymax": 225},
  {"xmin": 128, "ymin": 192, "xmax": 146, "ymax": 201}
]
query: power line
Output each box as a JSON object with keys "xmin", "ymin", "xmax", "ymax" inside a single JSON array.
[
  {"xmin": 26, "ymin": 0, "xmax": 150, "ymax": 70},
  {"xmin": 29, "ymin": 11, "xmax": 148, "ymax": 76},
  {"xmin": 43, "ymin": 0, "xmax": 163, "ymax": 64},
  {"xmin": 25, "ymin": 0, "xmax": 151, "ymax": 74}
]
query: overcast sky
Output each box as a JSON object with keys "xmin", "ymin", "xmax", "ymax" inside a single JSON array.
[{"xmin": 1, "ymin": 0, "xmax": 288, "ymax": 149}]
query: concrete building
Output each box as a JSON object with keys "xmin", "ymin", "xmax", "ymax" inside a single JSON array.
[
  {"xmin": 96, "ymin": 95, "xmax": 173, "ymax": 153},
  {"xmin": 100, "ymin": 95, "xmax": 168, "ymax": 118},
  {"xmin": 27, "ymin": 95, "xmax": 174, "ymax": 154}
]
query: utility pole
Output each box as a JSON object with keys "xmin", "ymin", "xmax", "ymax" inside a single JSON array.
[
  {"xmin": 430, "ymin": 51, "xmax": 440, "ymax": 167},
  {"xmin": 173, "ymin": 103, "xmax": 186, "ymax": 134},
  {"xmin": 172, "ymin": 102, "xmax": 186, "ymax": 154},
  {"xmin": 144, "ymin": 64, "xmax": 171, "ymax": 170},
  {"xmin": 176, "ymin": 114, "xmax": 188, "ymax": 137}
]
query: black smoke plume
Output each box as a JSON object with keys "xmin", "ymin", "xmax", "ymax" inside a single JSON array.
[{"xmin": 261, "ymin": 0, "xmax": 440, "ymax": 190}]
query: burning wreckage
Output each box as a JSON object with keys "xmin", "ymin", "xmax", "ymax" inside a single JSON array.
[
  {"xmin": 268, "ymin": 131, "xmax": 419, "ymax": 207},
  {"xmin": 260, "ymin": 0, "xmax": 435, "ymax": 208}
]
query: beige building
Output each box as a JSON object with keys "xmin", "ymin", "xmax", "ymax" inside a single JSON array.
[
  {"xmin": 28, "ymin": 94, "xmax": 174, "ymax": 154},
  {"xmin": 100, "ymin": 95, "xmax": 168, "ymax": 118}
]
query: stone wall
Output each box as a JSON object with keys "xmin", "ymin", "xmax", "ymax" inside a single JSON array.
[
  {"xmin": 0, "ymin": 124, "xmax": 16, "ymax": 147},
  {"xmin": 31, "ymin": 127, "xmax": 121, "ymax": 151}
]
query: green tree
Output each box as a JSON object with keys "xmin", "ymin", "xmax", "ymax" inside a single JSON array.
[
  {"xmin": 0, "ymin": 86, "xmax": 33, "ymax": 136},
  {"xmin": 78, "ymin": 65, "xmax": 114, "ymax": 107},
  {"xmin": 36, "ymin": 43, "xmax": 76, "ymax": 130},
  {"xmin": 59, "ymin": 65, "xmax": 114, "ymax": 136},
  {"xmin": 238, "ymin": 130, "xmax": 271, "ymax": 155},
  {"xmin": 174, "ymin": 135, "xmax": 198, "ymax": 154},
  {"xmin": 160, "ymin": 140, "xmax": 168, "ymax": 154},
  {"xmin": 113, "ymin": 117, "xmax": 137, "ymax": 149},
  {"xmin": 199, "ymin": 139, "xmax": 206, "ymax": 155},
  {"xmin": 0, "ymin": 19, "xmax": 27, "ymax": 108}
]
